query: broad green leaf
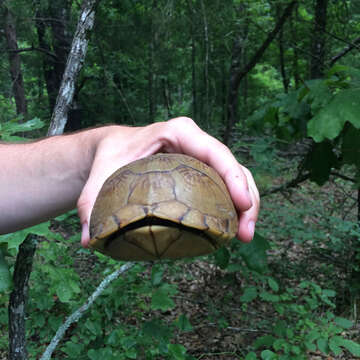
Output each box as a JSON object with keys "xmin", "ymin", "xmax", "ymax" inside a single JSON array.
[
  {"xmin": 0, "ymin": 250, "xmax": 12, "ymax": 291},
  {"xmin": 308, "ymin": 89, "xmax": 360, "ymax": 142},
  {"xmin": 238, "ymin": 233, "xmax": 270, "ymax": 273},
  {"xmin": 245, "ymin": 352, "xmax": 258, "ymax": 360},
  {"xmin": 268, "ymin": 278, "xmax": 279, "ymax": 292},
  {"xmin": 260, "ymin": 350, "xmax": 277, "ymax": 360},
  {"xmin": 260, "ymin": 291, "xmax": 280, "ymax": 302},
  {"xmin": 329, "ymin": 336, "xmax": 343, "ymax": 356},
  {"xmin": 167, "ymin": 344, "xmax": 187, "ymax": 360},
  {"xmin": 334, "ymin": 317, "xmax": 353, "ymax": 329},
  {"xmin": 317, "ymin": 338, "xmax": 329, "ymax": 354},
  {"xmin": 152, "ymin": 288, "xmax": 175, "ymax": 311},
  {"xmin": 0, "ymin": 117, "xmax": 45, "ymax": 141},
  {"xmin": 341, "ymin": 339, "xmax": 360, "ymax": 356},
  {"xmin": 85, "ymin": 319, "xmax": 102, "ymax": 336},
  {"xmin": 240, "ymin": 287, "xmax": 258, "ymax": 303},
  {"xmin": 274, "ymin": 320, "xmax": 287, "ymax": 337},
  {"xmin": 254, "ymin": 335, "xmax": 276, "ymax": 349},
  {"xmin": 304, "ymin": 141, "xmax": 338, "ymax": 185},
  {"xmin": 214, "ymin": 246, "xmax": 230, "ymax": 269},
  {"xmin": 174, "ymin": 314, "xmax": 193, "ymax": 332},
  {"xmin": 151, "ymin": 264, "xmax": 164, "ymax": 286}
]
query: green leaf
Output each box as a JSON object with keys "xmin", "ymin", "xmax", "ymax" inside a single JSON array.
[
  {"xmin": 341, "ymin": 339, "xmax": 360, "ymax": 356},
  {"xmin": 0, "ymin": 250, "xmax": 12, "ymax": 292},
  {"xmin": 317, "ymin": 338, "xmax": 328, "ymax": 354},
  {"xmin": 237, "ymin": 233, "xmax": 270, "ymax": 273},
  {"xmin": 329, "ymin": 336, "xmax": 343, "ymax": 356},
  {"xmin": 240, "ymin": 287, "xmax": 258, "ymax": 303},
  {"xmin": 167, "ymin": 344, "xmax": 187, "ymax": 360},
  {"xmin": 151, "ymin": 284, "xmax": 177, "ymax": 311},
  {"xmin": 334, "ymin": 317, "xmax": 353, "ymax": 329},
  {"xmin": 0, "ymin": 117, "xmax": 45, "ymax": 141},
  {"xmin": 304, "ymin": 141, "xmax": 337, "ymax": 185},
  {"xmin": 268, "ymin": 278, "xmax": 279, "ymax": 292},
  {"xmin": 260, "ymin": 291, "xmax": 280, "ymax": 302},
  {"xmin": 214, "ymin": 246, "xmax": 230, "ymax": 269},
  {"xmin": 174, "ymin": 314, "xmax": 193, "ymax": 332},
  {"xmin": 151, "ymin": 264, "xmax": 164, "ymax": 286},
  {"xmin": 308, "ymin": 89, "xmax": 360, "ymax": 142},
  {"xmin": 245, "ymin": 352, "xmax": 258, "ymax": 360},
  {"xmin": 274, "ymin": 320, "xmax": 287, "ymax": 337},
  {"xmin": 254, "ymin": 335, "xmax": 276, "ymax": 349},
  {"xmin": 260, "ymin": 350, "xmax": 277, "ymax": 360}
]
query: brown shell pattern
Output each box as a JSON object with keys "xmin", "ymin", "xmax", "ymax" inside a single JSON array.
[{"xmin": 89, "ymin": 153, "xmax": 238, "ymax": 260}]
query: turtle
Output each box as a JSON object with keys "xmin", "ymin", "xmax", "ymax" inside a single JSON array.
[{"xmin": 89, "ymin": 153, "xmax": 238, "ymax": 260}]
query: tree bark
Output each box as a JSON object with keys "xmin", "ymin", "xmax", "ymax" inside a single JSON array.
[
  {"xmin": 224, "ymin": 0, "xmax": 297, "ymax": 145},
  {"xmin": 47, "ymin": 0, "xmax": 98, "ymax": 136},
  {"xmin": 35, "ymin": 0, "xmax": 72, "ymax": 116},
  {"xmin": 310, "ymin": 0, "xmax": 328, "ymax": 79},
  {"xmin": 3, "ymin": 5, "xmax": 27, "ymax": 117},
  {"xmin": 200, "ymin": 0, "xmax": 209, "ymax": 127},
  {"xmin": 148, "ymin": 0, "xmax": 157, "ymax": 123},
  {"xmin": 8, "ymin": 236, "xmax": 37, "ymax": 360},
  {"xmin": 277, "ymin": 4, "xmax": 289, "ymax": 93},
  {"xmin": 187, "ymin": 0, "xmax": 198, "ymax": 122}
]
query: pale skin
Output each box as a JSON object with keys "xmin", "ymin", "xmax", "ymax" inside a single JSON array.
[{"xmin": 0, "ymin": 117, "xmax": 260, "ymax": 246}]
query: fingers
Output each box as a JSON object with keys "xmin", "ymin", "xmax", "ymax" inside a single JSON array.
[{"xmin": 164, "ymin": 117, "xmax": 260, "ymax": 242}]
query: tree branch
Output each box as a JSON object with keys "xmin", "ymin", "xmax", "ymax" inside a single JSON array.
[
  {"xmin": 329, "ymin": 36, "xmax": 360, "ymax": 67},
  {"xmin": 40, "ymin": 263, "xmax": 134, "ymax": 360},
  {"xmin": 261, "ymin": 172, "xmax": 310, "ymax": 197},
  {"xmin": 6, "ymin": 46, "xmax": 58, "ymax": 60}
]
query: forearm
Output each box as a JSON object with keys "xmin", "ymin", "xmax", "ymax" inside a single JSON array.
[{"xmin": 0, "ymin": 127, "xmax": 103, "ymax": 234}]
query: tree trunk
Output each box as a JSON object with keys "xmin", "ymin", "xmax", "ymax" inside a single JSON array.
[
  {"xmin": 187, "ymin": 0, "xmax": 198, "ymax": 122},
  {"xmin": 290, "ymin": 6, "xmax": 300, "ymax": 88},
  {"xmin": 48, "ymin": 0, "xmax": 97, "ymax": 135},
  {"xmin": 3, "ymin": 6, "xmax": 27, "ymax": 117},
  {"xmin": 277, "ymin": 4, "xmax": 289, "ymax": 93},
  {"xmin": 224, "ymin": 0, "xmax": 297, "ymax": 145},
  {"xmin": 35, "ymin": 0, "xmax": 72, "ymax": 115},
  {"xmin": 200, "ymin": 0, "xmax": 209, "ymax": 127},
  {"xmin": 310, "ymin": 0, "xmax": 328, "ymax": 79},
  {"xmin": 148, "ymin": 0, "xmax": 157, "ymax": 123},
  {"xmin": 8, "ymin": 236, "xmax": 37, "ymax": 360}
]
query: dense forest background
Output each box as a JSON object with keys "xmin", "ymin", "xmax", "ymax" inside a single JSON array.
[{"xmin": 1, "ymin": 0, "xmax": 360, "ymax": 359}]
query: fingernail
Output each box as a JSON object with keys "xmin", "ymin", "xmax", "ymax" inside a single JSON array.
[{"xmin": 248, "ymin": 220, "xmax": 255, "ymax": 240}]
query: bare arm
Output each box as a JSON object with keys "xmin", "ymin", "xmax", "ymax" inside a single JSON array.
[{"xmin": 0, "ymin": 118, "xmax": 260, "ymax": 244}]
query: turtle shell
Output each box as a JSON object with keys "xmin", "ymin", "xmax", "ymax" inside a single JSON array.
[{"xmin": 89, "ymin": 153, "xmax": 238, "ymax": 260}]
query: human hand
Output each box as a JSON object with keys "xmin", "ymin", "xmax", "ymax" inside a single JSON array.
[{"xmin": 77, "ymin": 117, "xmax": 260, "ymax": 247}]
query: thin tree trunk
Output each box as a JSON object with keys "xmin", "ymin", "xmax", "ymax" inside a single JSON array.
[
  {"xmin": 35, "ymin": 0, "xmax": 72, "ymax": 116},
  {"xmin": 47, "ymin": 0, "xmax": 97, "ymax": 135},
  {"xmin": 4, "ymin": 6, "xmax": 27, "ymax": 117},
  {"xmin": 148, "ymin": 0, "xmax": 157, "ymax": 123},
  {"xmin": 310, "ymin": 0, "xmax": 328, "ymax": 78},
  {"xmin": 8, "ymin": 236, "xmax": 37, "ymax": 360},
  {"xmin": 200, "ymin": 0, "xmax": 209, "ymax": 127},
  {"xmin": 277, "ymin": 5, "xmax": 289, "ymax": 93},
  {"xmin": 290, "ymin": 6, "xmax": 300, "ymax": 88},
  {"xmin": 224, "ymin": 0, "xmax": 297, "ymax": 145},
  {"xmin": 187, "ymin": 0, "xmax": 197, "ymax": 122}
]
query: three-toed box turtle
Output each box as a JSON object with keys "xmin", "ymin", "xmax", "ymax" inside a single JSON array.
[{"xmin": 89, "ymin": 153, "xmax": 238, "ymax": 260}]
